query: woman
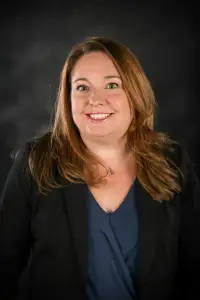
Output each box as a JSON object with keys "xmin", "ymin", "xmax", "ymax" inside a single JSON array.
[{"xmin": 0, "ymin": 36, "xmax": 200, "ymax": 300}]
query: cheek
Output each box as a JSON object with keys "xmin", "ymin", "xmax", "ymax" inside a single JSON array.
[
  {"xmin": 119, "ymin": 98, "xmax": 132, "ymax": 122},
  {"xmin": 71, "ymin": 97, "xmax": 88, "ymax": 126},
  {"xmin": 71, "ymin": 99, "xmax": 79, "ymax": 124},
  {"xmin": 110, "ymin": 94, "xmax": 130, "ymax": 113},
  {"xmin": 71, "ymin": 97, "xmax": 83, "ymax": 115}
]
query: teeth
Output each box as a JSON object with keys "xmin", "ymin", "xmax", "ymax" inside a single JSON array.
[{"xmin": 89, "ymin": 113, "xmax": 111, "ymax": 120}]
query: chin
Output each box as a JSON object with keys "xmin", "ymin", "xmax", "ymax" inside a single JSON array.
[{"xmin": 87, "ymin": 131, "xmax": 114, "ymax": 138}]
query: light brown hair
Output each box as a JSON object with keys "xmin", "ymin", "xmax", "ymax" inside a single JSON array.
[{"xmin": 28, "ymin": 36, "xmax": 183, "ymax": 200}]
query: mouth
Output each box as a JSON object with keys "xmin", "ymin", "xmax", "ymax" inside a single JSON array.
[{"xmin": 86, "ymin": 113, "xmax": 113, "ymax": 121}]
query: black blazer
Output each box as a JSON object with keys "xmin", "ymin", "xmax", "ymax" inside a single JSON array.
[{"xmin": 0, "ymin": 141, "xmax": 200, "ymax": 300}]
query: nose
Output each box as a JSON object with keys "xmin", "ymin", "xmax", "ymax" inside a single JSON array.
[{"xmin": 89, "ymin": 89, "xmax": 107, "ymax": 106}]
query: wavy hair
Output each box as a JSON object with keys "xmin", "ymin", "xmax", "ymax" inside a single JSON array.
[{"xmin": 28, "ymin": 36, "xmax": 183, "ymax": 200}]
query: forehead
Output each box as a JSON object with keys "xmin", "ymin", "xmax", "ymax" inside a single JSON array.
[{"xmin": 71, "ymin": 51, "xmax": 119, "ymax": 79}]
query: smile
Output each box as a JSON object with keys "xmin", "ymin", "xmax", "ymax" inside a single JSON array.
[{"xmin": 87, "ymin": 113, "xmax": 112, "ymax": 121}]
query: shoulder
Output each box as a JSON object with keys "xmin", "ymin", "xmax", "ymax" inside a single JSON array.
[
  {"xmin": 165, "ymin": 139, "xmax": 200, "ymax": 204},
  {"xmin": 164, "ymin": 139, "xmax": 195, "ymax": 176},
  {"xmin": 13, "ymin": 131, "xmax": 52, "ymax": 161},
  {"xmin": 9, "ymin": 132, "xmax": 52, "ymax": 182}
]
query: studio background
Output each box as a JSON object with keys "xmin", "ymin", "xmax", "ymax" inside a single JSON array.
[{"xmin": 0, "ymin": 0, "xmax": 199, "ymax": 195}]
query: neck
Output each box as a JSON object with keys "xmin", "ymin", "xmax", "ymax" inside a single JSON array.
[{"xmin": 82, "ymin": 135, "xmax": 132, "ymax": 172}]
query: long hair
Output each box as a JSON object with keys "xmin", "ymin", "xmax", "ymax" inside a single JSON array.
[{"xmin": 28, "ymin": 36, "xmax": 183, "ymax": 200}]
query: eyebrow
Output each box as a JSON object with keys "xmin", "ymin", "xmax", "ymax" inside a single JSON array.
[{"xmin": 72, "ymin": 75, "xmax": 121, "ymax": 84}]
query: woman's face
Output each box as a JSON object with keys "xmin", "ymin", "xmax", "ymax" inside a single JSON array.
[{"xmin": 70, "ymin": 51, "xmax": 132, "ymax": 142}]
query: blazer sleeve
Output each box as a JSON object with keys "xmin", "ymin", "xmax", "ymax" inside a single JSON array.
[
  {"xmin": 178, "ymin": 148, "xmax": 200, "ymax": 299},
  {"xmin": 0, "ymin": 143, "xmax": 32, "ymax": 299}
]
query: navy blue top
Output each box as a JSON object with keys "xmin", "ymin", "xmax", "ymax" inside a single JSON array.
[{"xmin": 86, "ymin": 183, "xmax": 138, "ymax": 300}]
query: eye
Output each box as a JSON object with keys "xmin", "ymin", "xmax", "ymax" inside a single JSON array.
[
  {"xmin": 76, "ymin": 85, "xmax": 89, "ymax": 92},
  {"xmin": 106, "ymin": 83, "xmax": 119, "ymax": 89}
]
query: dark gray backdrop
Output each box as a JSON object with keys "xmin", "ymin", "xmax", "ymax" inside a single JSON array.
[{"xmin": 0, "ymin": 0, "xmax": 199, "ymax": 194}]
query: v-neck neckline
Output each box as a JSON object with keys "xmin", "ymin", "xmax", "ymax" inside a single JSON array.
[{"xmin": 88, "ymin": 180, "xmax": 135, "ymax": 215}]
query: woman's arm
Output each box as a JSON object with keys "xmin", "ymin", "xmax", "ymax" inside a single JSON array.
[
  {"xmin": 179, "ymin": 149, "xmax": 200, "ymax": 299},
  {"xmin": 0, "ymin": 143, "xmax": 32, "ymax": 299}
]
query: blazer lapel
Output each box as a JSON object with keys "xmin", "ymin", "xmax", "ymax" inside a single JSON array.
[
  {"xmin": 134, "ymin": 178, "xmax": 161, "ymax": 285},
  {"xmin": 62, "ymin": 182, "xmax": 89, "ymax": 283},
  {"xmin": 61, "ymin": 178, "xmax": 162, "ymax": 288}
]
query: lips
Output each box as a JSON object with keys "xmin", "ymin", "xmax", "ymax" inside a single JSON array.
[{"xmin": 86, "ymin": 112, "xmax": 113, "ymax": 121}]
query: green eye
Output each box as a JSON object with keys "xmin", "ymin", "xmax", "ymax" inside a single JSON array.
[{"xmin": 106, "ymin": 83, "xmax": 118, "ymax": 89}]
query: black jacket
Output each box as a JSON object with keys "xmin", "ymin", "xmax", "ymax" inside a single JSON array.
[{"xmin": 0, "ymin": 141, "xmax": 200, "ymax": 300}]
